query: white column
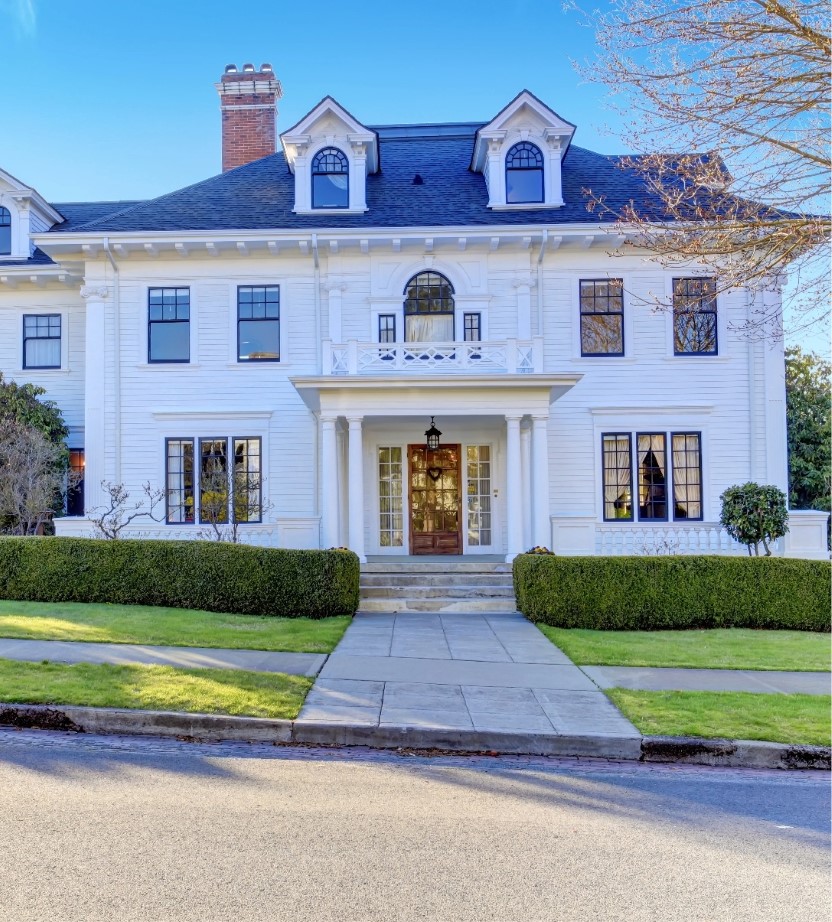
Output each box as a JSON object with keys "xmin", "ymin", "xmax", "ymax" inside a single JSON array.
[
  {"xmin": 505, "ymin": 415, "xmax": 524, "ymax": 560},
  {"xmin": 520, "ymin": 426, "xmax": 532, "ymax": 550},
  {"xmin": 80, "ymin": 284, "xmax": 110, "ymax": 514},
  {"xmin": 320, "ymin": 416, "xmax": 339, "ymax": 548},
  {"xmin": 347, "ymin": 416, "xmax": 366, "ymax": 562},
  {"xmin": 531, "ymin": 414, "xmax": 551, "ymax": 549}
]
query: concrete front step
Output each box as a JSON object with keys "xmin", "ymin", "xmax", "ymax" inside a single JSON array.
[
  {"xmin": 360, "ymin": 585, "xmax": 515, "ymax": 600},
  {"xmin": 361, "ymin": 573, "xmax": 513, "ymax": 588},
  {"xmin": 361, "ymin": 562, "xmax": 512, "ymax": 575},
  {"xmin": 358, "ymin": 598, "xmax": 518, "ymax": 614}
]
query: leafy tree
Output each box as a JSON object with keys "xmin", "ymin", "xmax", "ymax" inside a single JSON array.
[
  {"xmin": 0, "ymin": 372, "xmax": 69, "ymax": 445},
  {"xmin": 573, "ymin": 0, "xmax": 831, "ymax": 338},
  {"xmin": 720, "ymin": 482, "xmax": 789, "ymax": 556},
  {"xmin": 786, "ymin": 346, "xmax": 831, "ymax": 511}
]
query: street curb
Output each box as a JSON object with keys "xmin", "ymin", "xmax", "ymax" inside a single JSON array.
[{"xmin": 0, "ymin": 704, "xmax": 827, "ymax": 769}]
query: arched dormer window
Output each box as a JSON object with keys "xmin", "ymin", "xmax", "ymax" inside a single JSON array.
[
  {"xmin": 404, "ymin": 272, "xmax": 455, "ymax": 342},
  {"xmin": 0, "ymin": 207, "xmax": 11, "ymax": 255},
  {"xmin": 311, "ymin": 147, "xmax": 349, "ymax": 209},
  {"xmin": 505, "ymin": 142, "xmax": 544, "ymax": 204}
]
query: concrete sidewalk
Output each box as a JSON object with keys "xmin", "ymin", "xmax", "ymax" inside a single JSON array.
[
  {"xmin": 0, "ymin": 638, "xmax": 325, "ymax": 677},
  {"xmin": 297, "ymin": 612, "xmax": 639, "ymax": 738},
  {"xmin": 585, "ymin": 665, "xmax": 831, "ymax": 696}
]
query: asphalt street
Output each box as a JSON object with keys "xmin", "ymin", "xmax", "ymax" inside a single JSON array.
[{"xmin": 0, "ymin": 730, "xmax": 827, "ymax": 922}]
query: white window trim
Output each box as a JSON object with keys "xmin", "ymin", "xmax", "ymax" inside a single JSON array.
[
  {"xmin": 226, "ymin": 279, "xmax": 288, "ymax": 367},
  {"xmin": 16, "ymin": 308, "xmax": 70, "ymax": 373},
  {"xmin": 0, "ymin": 195, "xmax": 26, "ymax": 260},
  {"xmin": 663, "ymin": 273, "xmax": 727, "ymax": 360},
  {"xmin": 570, "ymin": 274, "xmax": 633, "ymax": 360},
  {"xmin": 138, "ymin": 284, "xmax": 198, "ymax": 368},
  {"xmin": 293, "ymin": 140, "xmax": 368, "ymax": 215}
]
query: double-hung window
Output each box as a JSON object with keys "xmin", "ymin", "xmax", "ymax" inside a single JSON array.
[
  {"xmin": 602, "ymin": 431, "xmax": 702, "ymax": 522},
  {"xmin": 148, "ymin": 288, "xmax": 190, "ymax": 362},
  {"xmin": 580, "ymin": 279, "xmax": 624, "ymax": 356},
  {"xmin": 238, "ymin": 285, "xmax": 280, "ymax": 361},
  {"xmin": 378, "ymin": 314, "xmax": 396, "ymax": 343},
  {"xmin": 0, "ymin": 206, "xmax": 11, "ymax": 255},
  {"xmin": 463, "ymin": 313, "xmax": 481, "ymax": 342},
  {"xmin": 23, "ymin": 314, "xmax": 61, "ymax": 369},
  {"xmin": 165, "ymin": 436, "xmax": 262, "ymax": 524},
  {"xmin": 673, "ymin": 278, "xmax": 717, "ymax": 355}
]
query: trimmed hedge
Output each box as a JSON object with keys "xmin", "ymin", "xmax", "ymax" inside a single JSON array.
[
  {"xmin": 513, "ymin": 555, "xmax": 831, "ymax": 632},
  {"xmin": 0, "ymin": 538, "xmax": 360, "ymax": 619}
]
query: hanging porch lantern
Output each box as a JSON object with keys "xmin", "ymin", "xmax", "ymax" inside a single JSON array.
[{"xmin": 424, "ymin": 416, "xmax": 442, "ymax": 451}]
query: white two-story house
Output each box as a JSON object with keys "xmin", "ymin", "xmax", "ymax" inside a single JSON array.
[{"xmin": 1, "ymin": 64, "xmax": 824, "ymax": 562}]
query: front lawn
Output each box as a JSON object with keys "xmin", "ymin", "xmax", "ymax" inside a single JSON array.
[
  {"xmin": 539, "ymin": 627, "xmax": 831, "ymax": 672},
  {"xmin": 0, "ymin": 659, "xmax": 311, "ymax": 719},
  {"xmin": 608, "ymin": 689, "xmax": 831, "ymax": 747},
  {"xmin": 0, "ymin": 600, "xmax": 350, "ymax": 653}
]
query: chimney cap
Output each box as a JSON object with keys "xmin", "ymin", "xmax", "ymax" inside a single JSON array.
[
  {"xmin": 224, "ymin": 64, "xmax": 238, "ymax": 74},
  {"xmin": 242, "ymin": 63, "xmax": 255, "ymax": 72},
  {"xmin": 260, "ymin": 63, "xmax": 273, "ymax": 73}
]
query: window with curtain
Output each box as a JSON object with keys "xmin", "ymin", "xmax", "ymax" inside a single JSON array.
[
  {"xmin": 673, "ymin": 277, "xmax": 717, "ymax": 354},
  {"xmin": 637, "ymin": 433, "xmax": 668, "ymax": 520},
  {"xmin": 580, "ymin": 279, "xmax": 624, "ymax": 355},
  {"xmin": 0, "ymin": 206, "xmax": 10, "ymax": 255},
  {"xmin": 505, "ymin": 142, "xmax": 544, "ymax": 203},
  {"xmin": 602, "ymin": 434, "xmax": 633, "ymax": 520},
  {"xmin": 312, "ymin": 147, "xmax": 349, "ymax": 209},
  {"xmin": 403, "ymin": 271, "xmax": 454, "ymax": 342},
  {"xmin": 672, "ymin": 432, "xmax": 702, "ymax": 520},
  {"xmin": 23, "ymin": 314, "xmax": 61, "ymax": 369}
]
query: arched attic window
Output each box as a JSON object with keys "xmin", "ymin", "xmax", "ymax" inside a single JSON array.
[
  {"xmin": 404, "ymin": 272, "xmax": 455, "ymax": 342},
  {"xmin": 311, "ymin": 147, "xmax": 349, "ymax": 209},
  {"xmin": 0, "ymin": 207, "xmax": 11, "ymax": 255},
  {"xmin": 505, "ymin": 142, "xmax": 544, "ymax": 204}
]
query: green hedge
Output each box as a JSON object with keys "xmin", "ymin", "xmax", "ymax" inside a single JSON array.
[
  {"xmin": 513, "ymin": 555, "xmax": 831, "ymax": 632},
  {"xmin": 0, "ymin": 538, "xmax": 360, "ymax": 619}
]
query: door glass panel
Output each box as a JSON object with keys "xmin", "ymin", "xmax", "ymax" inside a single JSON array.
[
  {"xmin": 378, "ymin": 447, "xmax": 403, "ymax": 547},
  {"xmin": 409, "ymin": 445, "xmax": 461, "ymax": 554},
  {"xmin": 466, "ymin": 445, "xmax": 492, "ymax": 547}
]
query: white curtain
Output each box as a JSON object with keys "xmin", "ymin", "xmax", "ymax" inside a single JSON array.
[
  {"xmin": 604, "ymin": 437, "xmax": 632, "ymax": 518},
  {"xmin": 25, "ymin": 339, "xmax": 59, "ymax": 368},
  {"xmin": 406, "ymin": 314, "xmax": 453, "ymax": 343}
]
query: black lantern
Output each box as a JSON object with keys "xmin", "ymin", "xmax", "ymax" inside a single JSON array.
[{"xmin": 424, "ymin": 416, "xmax": 442, "ymax": 451}]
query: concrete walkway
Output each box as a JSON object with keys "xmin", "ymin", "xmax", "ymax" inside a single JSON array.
[
  {"xmin": 298, "ymin": 612, "xmax": 639, "ymax": 737},
  {"xmin": 0, "ymin": 638, "xmax": 325, "ymax": 677},
  {"xmin": 585, "ymin": 665, "xmax": 831, "ymax": 696}
]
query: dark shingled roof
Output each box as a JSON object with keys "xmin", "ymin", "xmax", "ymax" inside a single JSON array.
[{"xmin": 47, "ymin": 126, "xmax": 667, "ymax": 235}]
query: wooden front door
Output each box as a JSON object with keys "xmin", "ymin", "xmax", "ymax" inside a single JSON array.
[{"xmin": 408, "ymin": 444, "xmax": 462, "ymax": 555}]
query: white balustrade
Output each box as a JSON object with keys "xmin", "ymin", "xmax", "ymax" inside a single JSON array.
[
  {"xmin": 323, "ymin": 337, "xmax": 543, "ymax": 375},
  {"xmin": 595, "ymin": 524, "xmax": 753, "ymax": 556}
]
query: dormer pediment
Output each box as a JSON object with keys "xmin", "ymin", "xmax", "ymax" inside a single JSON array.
[
  {"xmin": 0, "ymin": 167, "xmax": 64, "ymax": 259},
  {"xmin": 281, "ymin": 96, "xmax": 378, "ymax": 174}
]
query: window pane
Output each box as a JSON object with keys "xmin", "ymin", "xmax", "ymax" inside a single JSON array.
[
  {"xmin": 581, "ymin": 314, "xmax": 623, "ymax": 355},
  {"xmin": 673, "ymin": 277, "xmax": 717, "ymax": 354},
  {"xmin": 149, "ymin": 321, "xmax": 190, "ymax": 362},
  {"xmin": 166, "ymin": 440, "xmax": 194, "ymax": 524},
  {"xmin": 313, "ymin": 174, "xmax": 349, "ymax": 208},
  {"xmin": 238, "ymin": 319, "xmax": 280, "ymax": 360},
  {"xmin": 378, "ymin": 447, "xmax": 403, "ymax": 547},
  {"xmin": 66, "ymin": 449, "xmax": 85, "ymax": 516},
  {"xmin": 672, "ymin": 433, "xmax": 702, "ymax": 520},
  {"xmin": 506, "ymin": 168, "xmax": 543, "ymax": 203},
  {"xmin": 0, "ymin": 224, "xmax": 9, "ymax": 256},
  {"xmin": 233, "ymin": 438, "xmax": 262, "ymax": 523},
  {"xmin": 602, "ymin": 434, "xmax": 632, "ymax": 520},
  {"xmin": 463, "ymin": 313, "xmax": 481, "ymax": 342},
  {"xmin": 637, "ymin": 434, "xmax": 668, "ymax": 520},
  {"xmin": 200, "ymin": 439, "xmax": 229, "ymax": 524},
  {"xmin": 24, "ymin": 337, "xmax": 60, "ymax": 368}
]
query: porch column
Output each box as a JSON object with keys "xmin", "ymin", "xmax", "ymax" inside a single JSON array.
[
  {"xmin": 347, "ymin": 415, "xmax": 366, "ymax": 563},
  {"xmin": 80, "ymin": 284, "xmax": 110, "ymax": 514},
  {"xmin": 520, "ymin": 425, "xmax": 532, "ymax": 550},
  {"xmin": 505, "ymin": 415, "xmax": 524, "ymax": 560},
  {"xmin": 320, "ymin": 415, "xmax": 339, "ymax": 548},
  {"xmin": 531, "ymin": 413, "xmax": 551, "ymax": 549}
]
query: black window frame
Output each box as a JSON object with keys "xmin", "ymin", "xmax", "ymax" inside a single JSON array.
[
  {"xmin": 0, "ymin": 205, "xmax": 10, "ymax": 256},
  {"xmin": 311, "ymin": 146, "xmax": 349, "ymax": 210},
  {"xmin": 636, "ymin": 432, "xmax": 669, "ymax": 522},
  {"xmin": 237, "ymin": 285, "xmax": 280, "ymax": 363},
  {"xmin": 673, "ymin": 277, "xmax": 718, "ymax": 356},
  {"xmin": 671, "ymin": 431, "xmax": 704, "ymax": 522},
  {"xmin": 198, "ymin": 437, "xmax": 230, "ymax": 525},
  {"xmin": 22, "ymin": 313, "xmax": 61, "ymax": 370},
  {"xmin": 232, "ymin": 436, "xmax": 263, "ymax": 524},
  {"xmin": 601, "ymin": 432, "xmax": 634, "ymax": 522},
  {"xmin": 505, "ymin": 141, "xmax": 544, "ymax": 204},
  {"xmin": 579, "ymin": 279, "xmax": 625, "ymax": 357},
  {"xmin": 148, "ymin": 287, "xmax": 191, "ymax": 364},
  {"xmin": 463, "ymin": 312, "xmax": 481, "ymax": 342},
  {"xmin": 165, "ymin": 438, "xmax": 195, "ymax": 525},
  {"xmin": 378, "ymin": 314, "xmax": 396, "ymax": 344}
]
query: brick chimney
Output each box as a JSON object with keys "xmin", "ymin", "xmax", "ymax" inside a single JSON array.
[{"xmin": 216, "ymin": 63, "xmax": 283, "ymax": 172}]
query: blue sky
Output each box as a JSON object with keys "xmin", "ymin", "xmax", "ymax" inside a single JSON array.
[{"xmin": 2, "ymin": 0, "xmax": 826, "ymax": 349}]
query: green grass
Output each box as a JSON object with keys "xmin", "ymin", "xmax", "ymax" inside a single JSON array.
[
  {"xmin": 0, "ymin": 600, "xmax": 351, "ymax": 653},
  {"xmin": 0, "ymin": 659, "xmax": 312, "ymax": 719},
  {"xmin": 539, "ymin": 627, "xmax": 831, "ymax": 672},
  {"xmin": 608, "ymin": 689, "xmax": 831, "ymax": 747}
]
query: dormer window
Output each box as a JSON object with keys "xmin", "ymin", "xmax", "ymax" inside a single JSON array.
[
  {"xmin": 505, "ymin": 142, "xmax": 543, "ymax": 204},
  {"xmin": 312, "ymin": 147, "xmax": 349, "ymax": 209},
  {"xmin": 0, "ymin": 207, "xmax": 10, "ymax": 255}
]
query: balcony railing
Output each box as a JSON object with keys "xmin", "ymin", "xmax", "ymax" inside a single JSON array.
[{"xmin": 322, "ymin": 337, "xmax": 544, "ymax": 376}]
